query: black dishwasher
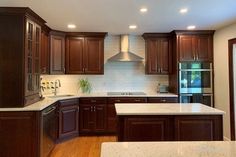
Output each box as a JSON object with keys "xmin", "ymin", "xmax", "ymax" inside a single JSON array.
[{"xmin": 41, "ymin": 104, "xmax": 57, "ymax": 157}]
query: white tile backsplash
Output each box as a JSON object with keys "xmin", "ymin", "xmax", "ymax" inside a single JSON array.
[{"xmin": 41, "ymin": 35, "xmax": 168, "ymax": 95}]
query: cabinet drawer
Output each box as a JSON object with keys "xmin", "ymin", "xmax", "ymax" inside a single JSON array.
[
  {"xmin": 108, "ymin": 97, "xmax": 147, "ymax": 104},
  {"xmin": 59, "ymin": 98, "xmax": 79, "ymax": 107},
  {"xmin": 79, "ymin": 97, "xmax": 107, "ymax": 104},
  {"xmin": 147, "ymin": 97, "xmax": 178, "ymax": 103}
]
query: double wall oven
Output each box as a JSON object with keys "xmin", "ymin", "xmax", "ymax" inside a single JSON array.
[{"xmin": 179, "ymin": 62, "xmax": 213, "ymax": 106}]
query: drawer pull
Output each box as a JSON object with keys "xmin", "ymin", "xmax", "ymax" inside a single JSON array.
[
  {"xmin": 115, "ymin": 99, "xmax": 121, "ymax": 102},
  {"xmin": 161, "ymin": 99, "xmax": 167, "ymax": 102},
  {"xmin": 91, "ymin": 100, "xmax": 97, "ymax": 103},
  {"xmin": 135, "ymin": 99, "xmax": 141, "ymax": 102}
]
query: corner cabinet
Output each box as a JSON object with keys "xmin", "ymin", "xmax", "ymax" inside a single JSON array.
[
  {"xmin": 175, "ymin": 31, "xmax": 214, "ymax": 62},
  {"xmin": 50, "ymin": 31, "xmax": 66, "ymax": 74},
  {"xmin": 65, "ymin": 33, "xmax": 106, "ymax": 74},
  {"xmin": 142, "ymin": 33, "xmax": 172, "ymax": 74},
  {"xmin": 58, "ymin": 99, "xmax": 79, "ymax": 141},
  {"xmin": 0, "ymin": 7, "xmax": 46, "ymax": 107}
]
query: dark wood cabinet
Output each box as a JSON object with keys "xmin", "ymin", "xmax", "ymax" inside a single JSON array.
[
  {"xmin": 177, "ymin": 31, "xmax": 214, "ymax": 62},
  {"xmin": 118, "ymin": 115, "xmax": 223, "ymax": 142},
  {"xmin": 174, "ymin": 116, "xmax": 223, "ymax": 141},
  {"xmin": 50, "ymin": 31, "xmax": 65, "ymax": 74},
  {"xmin": 107, "ymin": 97, "xmax": 147, "ymax": 133},
  {"xmin": 0, "ymin": 7, "xmax": 45, "ymax": 107},
  {"xmin": 0, "ymin": 111, "xmax": 41, "ymax": 157},
  {"xmin": 66, "ymin": 37, "xmax": 84, "ymax": 74},
  {"xmin": 40, "ymin": 25, "xmax": 50, "ymax": 74},
  {"xmin": 79, "ymin": 98, "xmax": 107, "ymax": 134},
  {"xmin": 58, "ymin": 99, "xmax": 79, "ymax": 140},
  {"xmin": 120, "ymin": 116, "xmax": 172, "ymax": 141},
  {"xmin": 147, "ymin": 97, "xmax": 178, "ymax": 103},
  {"xmin": 143, "ymin": 33, "xmax": 172, "ymax": 74},
  {"xmin": 65, "ymin": 34, "xmax": 106, "ymax": 74}
]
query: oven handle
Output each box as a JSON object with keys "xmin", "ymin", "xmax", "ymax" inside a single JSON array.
[
  {"xmin": 179, "ymin": 69, "xmax": 212, "ymax": 72},
  {"xmin": 43, "ymin": 106, "xmax": 56, "ymax": 116}
]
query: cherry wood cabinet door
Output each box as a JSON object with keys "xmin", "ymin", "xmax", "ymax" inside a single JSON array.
[
  {"xmin": 40, "ymin": 31, "xmax": 50, "ymax": 74},
  {"xmin": 50, "ymin": 33, "xmax": 65, "ymax": 74},
  {"xmin": 66, "ymin": 37, "xmax": 84, "ymax": 74},
  {"xmin": 94, "ymin": 104, "xmax": 107, "ymax": 132},
  {"xmin": 107, "ymin": 104, "xmax": 117, "ymax": 133},
  {"xmin": 79, "ymin": 104, "xmax": 94, "ymax": 133},
  {"xmin": 196, "ymin": 35, "xmax": 213, "ymax": 62},
  {"xmin": 58, "ymin": 99, "xmax": 79, "ymax": 140},
  {"xmin": 146, "ymin": 39, "xmax": 159, "ymax": 74},
  {"xmin": 179, "ymin": 35, "xmax": 195, "ymax": 61},
  {"xmin": 84, "ymin": 37, "xmax": 104, "ymax": 74},
  {"xmin": 174, "ymin": 116, "xmax": 223, "ymax": 141},
  {"xmin": 0, "ymin": 112, "xmax": 40, "ymax": 157},
  {"xmin": 159, "ymin": 38, "xmax": 171, "ymax": 74},
  {"xmin": 119, "ymin": 116, "xmax": 172, "ymax": 141}
]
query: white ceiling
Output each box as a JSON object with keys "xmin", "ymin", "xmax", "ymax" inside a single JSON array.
[{"xmin": 1, "ymin": 0, "xmax": 236, "ymax": 35}]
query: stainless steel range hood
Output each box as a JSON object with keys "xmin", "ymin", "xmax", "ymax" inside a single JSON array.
[{"xmin": 108, "ymin": 35, "xmax": 143, "ymax": 62}]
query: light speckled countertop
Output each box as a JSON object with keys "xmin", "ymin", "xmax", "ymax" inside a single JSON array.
[
  {"xmin": 115, "ymin": 103, "xmax": 224, "ymax": 115},
  {"xmin": 101, "ymin": 141, "xmax": 236, "ymax": 157},
  {"xmin": 0, "ymin": 92, "xmax": 177, "ymax": 111}
]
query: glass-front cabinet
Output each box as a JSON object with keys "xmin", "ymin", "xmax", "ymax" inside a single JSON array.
[{"xmin": 25, "ymin": 19, "xmax": 41, "ymax": 104}]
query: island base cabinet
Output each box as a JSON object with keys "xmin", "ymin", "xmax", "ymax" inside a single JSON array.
[
  {"xmin": 117, "ymin": 115, "xmax": 223, "ymax": 142},
  {"xmin": 174, "ymin": 116, "xmax": 223, "ymax": 141},
  {"xmin": 119, "ymin": 116, "xmax": 173, "ymax": 141}
]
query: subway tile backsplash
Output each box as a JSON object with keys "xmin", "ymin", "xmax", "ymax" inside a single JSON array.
[{"xmin": 41, "ymin": 35, "xmax": 168, "ymax": 95}]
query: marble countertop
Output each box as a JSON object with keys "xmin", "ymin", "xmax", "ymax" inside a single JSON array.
[
  {"xmin": 101, "ymin": 141, "xmax": 236, "ymax": 157},
  {"xmin": 115, "ymin": 103, "xmax": 225, "ymax": 115},
  {"xmin": 0, "ymin": 92, "xmax": 178, "ymax": 111}
]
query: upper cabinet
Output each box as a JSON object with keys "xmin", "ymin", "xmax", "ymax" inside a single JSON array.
[
  {"xmin": 175, "ymin": 31, "xmax": 214, "ymax": 62},
  {"xmin": 50, "ymin": 31, "xmax": 66, "ymax": 74},
  {"xmin": 65, "ymin": 33, "xmax": 106, "ymax": 74},
  {"xmin": 142, "ymin": 33, "xmax": 172, "ymax": 74},
  {"xmin": 0, "ymin": 7, "xmax": 46, "ymax": 107},
  {"xmin": 41, "ymin": 25, "xmax": 50, "ymax": 74}
]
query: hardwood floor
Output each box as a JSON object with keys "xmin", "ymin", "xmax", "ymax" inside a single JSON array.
[{"xmin": 50, "ymin": 136, "xmax": 117, "ymax": 157}]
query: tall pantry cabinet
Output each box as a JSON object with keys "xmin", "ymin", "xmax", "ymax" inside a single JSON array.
[{"xmin": 0, "ymin": 7, "xmax": 46, "ymax": 107}]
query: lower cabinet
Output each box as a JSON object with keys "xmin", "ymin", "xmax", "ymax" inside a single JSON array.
[
  {"xmin": 79, "ymin": 98, "xmax": 107, "ymax": 134},
  {"xmin": 117, "ymin": 115, "xmax": 223, "ymax": 142},
  {"xmin": 58, "ymin": 99, "xmax": 79, "ymax": 141},
  {"xmin": 107, "ymin": 97, "xmax": 147, "ymax": 133},
  {"xmin": 0, "ymin": 111, "xmax": 41, "ymax": 157},
  {"xmin": 147, "ymin": 97, "xmax": 178, "ymax": 103},
  {"xmin": 122, "ymin": 116, "xmax": 172, "ymax": 141}
]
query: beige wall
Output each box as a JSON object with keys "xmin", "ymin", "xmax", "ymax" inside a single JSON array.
[{"xmin": 214, "ymin": 22, "xmax": 236, "ymax": 139}]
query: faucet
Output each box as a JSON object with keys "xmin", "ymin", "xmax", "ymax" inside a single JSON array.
[{"xmin": 52, "ymin": 79, "xmax": 61, "ymax": 96}]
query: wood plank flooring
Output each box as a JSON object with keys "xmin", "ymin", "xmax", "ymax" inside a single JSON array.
[{"xmin": 50, "ymin": 136, "xmax": 117, "ymax": 157}]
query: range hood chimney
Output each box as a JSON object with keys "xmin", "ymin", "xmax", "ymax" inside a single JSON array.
[{"xmin": 108, "ymin": 35, "xmax": 143, "ymax": 62}]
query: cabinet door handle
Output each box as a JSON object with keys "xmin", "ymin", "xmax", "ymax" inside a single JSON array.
[
  {"xmin": 90, "ymin": 106, "xmax": 93, "ymax": 112},
  {"xmin": 63, "ymin": 67, "xmax": 65, "ymax": 73},
  {"xmin": 196, "ymin": 53, "xmax": 199, "ymax": 60},
  {"xmin": 91, "ymin": 100, "xmax": 96, "ymax": 103},
  {"xmin": 135, "ymin": 99, "xmax": 141, "ymax": 102},
  {"xmin": 93, "ymin": 106, "xmax": 96, "ymax": 112}
]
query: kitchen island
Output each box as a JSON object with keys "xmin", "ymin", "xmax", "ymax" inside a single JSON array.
[
  {"xmin": 101, "ymin": 141, "xmax": 236, "ymax": 157},
  {"xmin": 115, "ymin": 103, "xmax": 224, "ymax": 141}
]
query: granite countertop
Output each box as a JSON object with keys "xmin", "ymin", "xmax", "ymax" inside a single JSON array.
[
  {"xmin": 115, "ymin": 103, "xmax": 225, "ymax": 115},
  {"xmin": 101, "ymin": 141, "xmax": 236, "ymax": 157},
  {"xmin": 0, "ymin": 92, "xmax": 178, "ymax": 111}
]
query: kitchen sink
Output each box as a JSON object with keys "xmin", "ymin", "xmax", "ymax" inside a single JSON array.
[{"xmin": 47, "ymin": 94, "xmax": 75, "ymax": 98}]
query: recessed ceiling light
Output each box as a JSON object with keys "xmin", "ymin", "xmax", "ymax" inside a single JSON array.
[
  {"xmin": 140, "ymin": 8, "xmax": 148, "ymax": 13},
  {"xmin": 180, "ymin": 8, "xmax": 188, "ymax": 14},
  {"xmin": 187, "ymin": 25, "xmax": 196, "ymax": 30},
  {"xmin": 67, "ymin": 24, "xmax": 76, "ymax": 29},
  {"xmin": 129, "ymin": 25, "xmax": 137, "ymax": 29}
]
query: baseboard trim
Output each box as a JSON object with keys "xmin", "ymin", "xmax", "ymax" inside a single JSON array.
[{"xmin": 224, "ymin": 136, "xmax": 230, "ymax": 141}]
